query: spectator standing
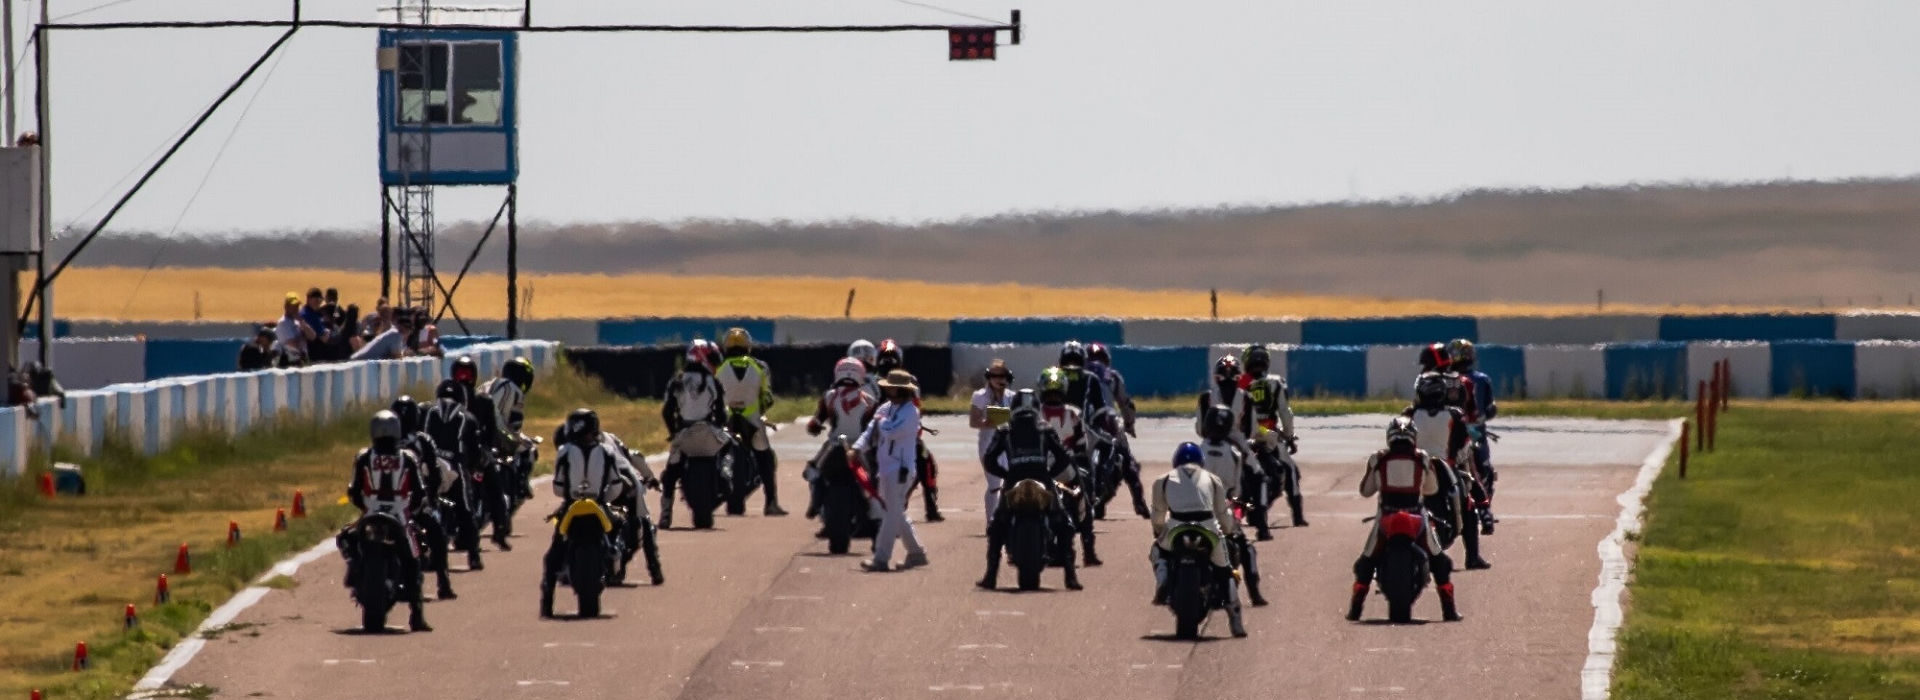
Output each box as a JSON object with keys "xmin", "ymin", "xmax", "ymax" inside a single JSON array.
[
  {"xmin": 276, "ymin": 292, "xmax": 315, "ymax": 366},
  {"xmin": 969, "ymin": 360, "xmax": 1015, "ymax": 520},
  {"xmin": 238, "ymin": 325, "xmax": 276, "ymax": 370},
  {"xmin": 411, "ymin": 308, "xmax": 443, "ymax": 357},
  {"xmin": 360, "ymin": 297, "xmax": 394, "ymax": 337},
  {"xmin": 352, "ymin": 312, "xmax": 413, "ymax": 361},
  {"xmin": 855, "ymin": 370, "xmax": 930, "ymax": 572}
]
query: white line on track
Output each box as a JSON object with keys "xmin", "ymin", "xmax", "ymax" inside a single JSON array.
[
  {"xmin": 515, "ymin": 680, "xmax": 571, "ymax": 687},
  {"xmin": 753, "ymin": 626, "xmax": 806, "ymax": 633},
  {"xmin": 730, "ymin": 660, "xmax": 786, "ymax": 669},
  {"xmin": 973, "ymin": 609, "xmax": 1026, "ymax": 616},
  {"xmin": 1581, "ymin": 419, "xmax": 1684, "ymax": 700},
  {"xmin": 957, "ymin": 643, "xmax": 1009, "ymax": 651},
  {"xmin": 771, "ymin": 594, "xmax": 824, "ymax": 601}
]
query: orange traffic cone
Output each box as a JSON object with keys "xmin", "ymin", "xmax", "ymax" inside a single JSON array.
[
  {"xmin": 72, "ymin": 641, "xmax": 88, "ymax": 671},
  {"xmin": 174, "ymin": 543, "xmax": 192, "ymax": 574},
  {"xmin": 39, "ymin": 473, "xmax": 54, "ymax": 499},
  {"xmin": 32, "ymin": 688, "xmax": 42, "ymax": 700},
  {"xmin": 273, "ymin": 508, "xmax": 288, "ymax": 533},
  {"xmin": 292, "ymin": 490, "xmax": 307, "ymax": 518},
  {"xmin": 226, "ymin": 520, "xmax": 242, "ymax": 548},
  {"xmin": 156, "ymin": 574, "xmax": 171, "ymax": 604},
  {"xmin": 124, "ymin": 603, "xmax": 138, "ymax": 630}
]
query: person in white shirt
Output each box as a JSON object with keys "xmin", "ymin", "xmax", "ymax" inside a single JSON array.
[
  {"xmin": 969, "ymin": 360, "xmax": 1016, "ymax": 520},
  {"xmin": 854, "ymin": 370, "xmax": 930, "ymax": 572}
]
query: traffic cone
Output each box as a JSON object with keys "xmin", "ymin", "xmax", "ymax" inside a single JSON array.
[
  {"xmin": 155, "ymin": 574, "xmax": 171, "ymax": 604},
  {"xmin": 292, "ymin": 490, "xmax": 307, "ymax": 518},
  {"xmin": 174, "ymin": 543, "xmax": 192, "ymax": 574},
  {"xmin": 226, "ymin": 520, "xmax": 242, "ymax": 548},
  {"xmin": 124, "ymin": 603, "xmax": 139, "ymax": 630},
  {"xmin": 72, "ymin": 641, "xmax": 88, "ymax": 671},
  {"xmin": 39, "ymin": 473, "xmax": 54, "ymax": 499},
  {"xmin": 31, "ymin": 689, "xmax": 42, "ymax": 700},
  {"xmin": 273, "ymin": 508, "xmax": 288, "ymax": 533}
]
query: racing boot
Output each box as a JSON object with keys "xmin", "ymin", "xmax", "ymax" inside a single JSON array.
[
  {"xmin": 1151, "ymin": 558, "xmax": 1170, "ymax": 606},
  {"xmin": 1287, "ymin": 493, "xmax": 1309, "ymax": 527},
  {"xmin": 435, "ymin": 568, "xmax": 457, "ymax": 601},
  {"xmin": 1347, "ymin": 555, "xmax": 1376, "ymax": 621},
  {"xmin": 1462, "ymin": 509, "xmax": 1491, "ymax": 569},
  {"xmin": 1223, "ymin": 572, "xmax": 1249, "ymax": 638},
  {"xmin": 1439, "ymin": 583, "xmax": 1463, "ymax": 622},
  {"xmin": 538, "ymin": 578, "xmax": 556, "ymax": 619},
  {"xmin": 1253, "ymin": 506, "xmax": 1275, "ymax": 542},
  {"xmin": 1346, "ymin": 582, "xmax": 1368, "ymax": 621},
  {"xmin": 408, "ymin": 598, "xmax": 433, "ymax": 632},
  {"xmin": 977, "ymin": 537, "xmax": 1003, "ymax": 590},
  {"xmin": 1081, "ymin": 534, "xmax": 1103, "ymax": 567},
  {"xmin": 641, "ymin": 520, "xmax": 666, "ymax": 585},
  {"xmin": 1479, "ymin": 506, "xmax": 1496, "ymax": 535},
  {"xmin": 756, "ymin": 449, "xmax": 789, "ymax": 516},
  {"xmin": 1062, "ymin": 546, "xmax": 1084, "ymax": 591},
  {"xmin": 924, "ymin": 485, "xmax": 945, "ymax": 522},
  {"xmin": 658, "ymin": 498, "xmax": 675, "ymax": 531},
  {"xmin": 466, "ymin": 549, "xmax": 484, "ymax": 572}
]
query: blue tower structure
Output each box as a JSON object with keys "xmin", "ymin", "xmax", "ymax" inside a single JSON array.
[{"xmin": 375, "ymin": 2, "xmax": 523, "ymax": 336}]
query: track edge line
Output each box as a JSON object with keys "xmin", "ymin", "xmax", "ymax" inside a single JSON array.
[{"xmin": 1579, "ymin": 418, "xmax": 1684, "ymax": 700}]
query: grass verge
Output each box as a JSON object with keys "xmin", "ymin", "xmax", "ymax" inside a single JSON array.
[
  {"xmin": 1612, "ymin": 403, "xmax": 1920, "ymax": 699},
  {"xmin": 0, "ymin": 361, "xmax": 805, "ymax": 700}
]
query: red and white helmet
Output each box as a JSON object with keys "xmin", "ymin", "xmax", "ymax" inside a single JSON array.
[
  {"xmin": 1087, "ymin": 342, "xmax": 1111, "ymax": 365},
  {"xmin": 685, "ymin": 339, "xmax": 718, "ymax": 370},
  {"xmin": 876, "ymin": 339, "xmax": 904, "ymax": 371},
  {"xmin": 833, "ymin": 357, "xmax": 867, "ymax": 386}
]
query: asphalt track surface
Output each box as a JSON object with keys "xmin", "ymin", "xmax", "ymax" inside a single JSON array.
[{"xmin": 168, "ymin": 414, "xmax": 1673, "ymax": 700}]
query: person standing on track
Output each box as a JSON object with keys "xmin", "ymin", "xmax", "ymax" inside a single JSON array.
[
  {"xmin": 1347, "ymin": 417, "xmax": 1462, "ymax": 623},
  {"xmin": 970, "ymin": 360, "xmax": 1016, "ymax": 522},
  {"xmin": 871, "ymin": 339, "xmax": 944, "ymax": 522},
  {"xmin": 976, "ymin": 389, "xmax": 1083, "ymax": 591},
  {"xmin": 660, "ymin": 339, "xmax": 728, "ymax": 530},
  {"xmin": 1148, "ymin": 442, "xmax": 1248, "ymax": 638},
  {"xmin": 1238, "ymin": 344, "xmax": 1307, "ymax": 533},
  {"xmin": 855, "ymin": 370, "xmax": 931, "ymax": 572},
  {"xmin": 1446, "ymin": 339, "xmax": 1500, "ymax": 535},
  {"xmin": 716, "ymin": 328, "xmax": 787, "ymax": 516}
]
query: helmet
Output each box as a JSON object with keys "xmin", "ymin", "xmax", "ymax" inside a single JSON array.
[
  {"xmin": 435, "ymin": 378, "xmax": 467, "ymax": 403},
  {"xmin": 1213, "ymin": 355, "xmax": 1241, "ymax": 383},
  {"xmin": 1387, "ymin": 416, "xmax": 1418, "ymax": 446},
  {"xmin": 833, "ymin": 357, "xmax": 867, "ymax": 386},
  {"xmin": 1087, "ymin": 342, "xmax": 1111, "ymax": 365},
  {"xmin": 449, "ymin": 355, "xmax": 478, "ymax": 386},
  {"xmin": 1038, "ymin": 366, "xmax": 1068, "ymax": 396},
  {"xmin": 1414, "ymin": 372, "xmax": 1448, "ymax": 407},
  {"xmin": 370, "ymin": 410, "xmax": 403, "ymax": 443},
  {"xmin": 847, "ymin": 339, "xmax": 878, "ymax": 368},
  {"xmin": 875, "ymin": 339, "xmax": 904, "ymax": 373},
  {"xmin": 1058, "ymin": 341, "xmax": 1086, "ymax": 369},
  {"xmin": 1447, "ymin": 339, "xmax": 1476, "ymax": 370},
  {"xmin": 685, "ymin": 339, "xmax": 718, "ymax": 370},
  {"xmin": 389, "ymin": 395, "xmax": 421, "ymax": 434},
  {"xmin": 503, "ymin": 356, "xmax": 535, "ymax": 392},
  {"xmin": 1173, "ymin": 441, "xmax": 1206, "ymax": 467},
  {"xmin": 565, "ymin": 408, "xmax": 600, "ymax": 447},
  {"xmin": 1009, "ymin": 388, "xmax": 1040, "ymax": 418},
  {"xmin": 1202, "ymin": 404, "xmax": 1234, "ymax": 440},
  {"xmin": 1418, "ymin": 343, "xmax": 1451, "ymax": 373},
  {"xmin": 1241, "ymin": 344, "xmax": 1272, "ymax": 376},
  {"xmin": 721, "ymin": 327, "xmax": 753, "ymax": 357},
  {"xmin": 984, "ymin": 359, "xmax": 1014, "ymax": 382}
]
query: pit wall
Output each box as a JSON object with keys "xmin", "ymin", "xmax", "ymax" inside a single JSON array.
[
  {"xmin": 0, "ymin": 341, "xmax": 558, "ymax": 476},
  {"xmin": 566, "ymin": 339, "xmax": 1916, "ymax": 403}
]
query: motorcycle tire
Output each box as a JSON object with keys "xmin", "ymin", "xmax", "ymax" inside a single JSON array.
[
  {"xmin": 1172, "ymin": 563, "xmax": 1210, "ymax": 640},
  {"xmin": 1011, "ymin": 516, "xmax": 1050, "ymax": 591},
  {"xmin": 823, "ymin": 485, "xmax": 855, "ymax": 555},
  {"xmin": 1382, "ymin": 542, "xmax": 1422, "ymax": 623},
  {"xmin": 569, "ymin": 526, "xmax": 607, "ymax": 618},
  {"xmin": 356, "ymin": 553, "xmax": 393, "ymax": 633},
  {"xmin": 685, "ymin": 458, "xmax": 720, "ymax": 530}
]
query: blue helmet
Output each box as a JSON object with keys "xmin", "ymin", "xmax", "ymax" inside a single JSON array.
[{"xmin": 1173, "ymin": 442, "xmax": 1206, "ymax": 467}]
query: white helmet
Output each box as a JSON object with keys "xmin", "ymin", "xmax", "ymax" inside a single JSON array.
[
  {"xmin": 833, "ymin": 357, "xmax": 867, "ymax": 386},
  {"xmin": 847, "ymin": 339, "xmax": 878, "ymax": 368}
]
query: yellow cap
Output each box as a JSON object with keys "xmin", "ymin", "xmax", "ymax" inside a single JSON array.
[{"xmin": 284, "ymin": 292, "xmax": 301, "ymax": 305}]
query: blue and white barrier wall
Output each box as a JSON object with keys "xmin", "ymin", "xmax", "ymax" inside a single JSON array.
[{"xmin": 0, "ymin": 341, "xmax": 558, "ymax": 477}]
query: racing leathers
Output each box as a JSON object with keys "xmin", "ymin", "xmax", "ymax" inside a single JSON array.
[
  {"xmin": 424, "ymin": 396, "xmax": 490, "ymax": 570},
  {"xmin": 400, "ymin": 428, "xmax": 458, "ymax": 599},
  {"xmin": 457, "ymin": 385, "xmax": 512, "ymax": 545},
  {"xmin": 1041, "ymin": 400, "xmax": 1100, "ymax": 566},
  {"xmin": 1085, "ymin": 361, "xmax": 1149, "ymax": 519},
  {"xmin": 486, "ymin": 376, "xmax": 535, "ymax": 502},
  {"xmin": 541, "ymin": 435, "xmax": 637, "ymax": 617},
  {"xmin": 977, "ymin": 418, "xmax": 1081, "ymax": 590},
  {"xmin": 345, "ymin": 444, "xmax": 432, "ymax": 631},
  {"xmin": 1238, "ymin": 371, "xmax": 1307, "ymax": 531},
  {"xmin": 660, "ymin": 365, "xmax": 729, "ymax": 528},
  {"xmin": 1457, "ymin": 368, "xmax": 1499, "ymax": 532},
  {"xmin": 717, "ymin": 354, "xmax": 784, "ymax": 514},
  {"xmin": 805, "ymin": 383, "xmax": 877, "ymax": 519},
  {"xmin": 1349, "ymin": 444, "xmax": 1461, "ymax": 622},
  {"xmin": 1149, "ymin": 461, "xmax": 1247, "ymax": 637},
  {"xmin": 1403, "ymin": 403, "xmax": 1489, "ymax": 569},
  {"xmin": 1199, "ymin": 436, "xmax": 1268, "ymax": 607}
]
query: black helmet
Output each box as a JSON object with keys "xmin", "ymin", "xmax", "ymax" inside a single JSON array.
[
  {"xmin": 1214, "ymin": 355, "xmax": 1241, "ymax": 383},
  {"xmin": 1241, "ymin": 344, "xmax": 1271, "ymax": 376},
  {"xmin": 1203, "ymin": 403, "xmax": 1234, "ymax": 441},
  {"xmin": 1414, "ymin": 372, "xmax": 1448, "ymax": 408},
  {"xmin": 1418, "ymin": 343, "xmax": 1451, "ymax": 373},
  {"xmin": 565, "ymin": 408, "xmax": 600, "ymax": 447},
  {"xmin": 389, "ymin": 395, "xmax": 421, "ymax": 433},
  {"xmin": 875, "ymin": 339, "xmax": 904, "ymax": 373},
  {"xmin": 449, "ymin": 355, "xmax": 479, "ymax": 387},
  {"xmin": 1058, "ymin": 340, "xmax": 1086, "ymax": 369},
  {"xmin": 435, "ymin": 379, "xmax": 467, "ymax": 404},
  {"xmin": 503, "ymin": 356, "xmax": 535, "ymax": 392},
  {"xmin": 1387, "ymin": 416, "xmax": 1417, "ymax": 447},
  {"xmin": 370, "ymin": 410, "xmax": 402, "ymax": 443}
]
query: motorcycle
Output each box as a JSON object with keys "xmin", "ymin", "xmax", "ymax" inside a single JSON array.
[
  {"xmin": 439, "ymin": 448, "xmax": 487, "ymax": 567},
  {"xmin": 814, "ymin": 436, "xmax": 878, "ymax": 554},
  {"xmin": 724, "ymin": 411, "xmax": 767, "ymax": 516},
  {"xmin": 343, "ymin": 510, "xmax": 413, "ymax": 633},
  {"xmin": 1163, "ymin": 523, "xmax": 1224, "ymax": 640},
  {"xmin": 1371, "ymin": 507, "xmax": 1432, "ymax": 623},
  {"xmin": 671, "ymin": 423, "xmax": 733, "ymax": 530},
  {"xmin": 1084, "ymin": 409, "xmax": 1124, "ymax": 521},
  {"xmin": 1003, "ymin": 479, "xmax": 1058, "ymax": 591},
  {"xmin": 504, "ymin": 434, "xmax": 542, "ymax": 517},
  {"xmin": 554, "ymin": 498, "xmax": 614, "ymax": 617}
]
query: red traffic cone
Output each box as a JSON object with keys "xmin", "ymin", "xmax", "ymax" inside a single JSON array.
[
  {"xmin": 273, "ymin": 508, "xmax": 288, "ymax": 532},
  {"xmin": 292, "ymin": 490, "xmax": 307, "ymax": 518},
  {"xmin": 32, "ymin": 689, "xmax": 42, "ymax": 700},
  {"xmin": 72, "ymin": 641, "xmax": 88, "ymax": 671},
  {"xmin": 155, "ymin": 574, "xmax": 171, "ymax": 604},
  {"xmin": 174, "ymin": 543, "xmax": 192, "ymax": 574},
  {"xmin": 226, "ymin": 520, "xmax": 242, "ymax": 548},
  {"xmin": 124, "ymin": 603, "xmax": 139, "ymax": 629},
  {"xmin": 39, "ymin": 473, "xmax": 55, "ymax": 499}
]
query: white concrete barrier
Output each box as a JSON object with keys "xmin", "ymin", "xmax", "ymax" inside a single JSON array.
[
  {"xmin": 1523, "ymin": 345, "xmax": 1607, "ymax": 398},
  {"xmin": 1685, "ymin": 341, "xmax": 1770, "ymax": 398},
  {"xmin": 1854, "ymin": 341, "xmax": 1920, "ymax": 399},
  {"xmin": 1365, "ymin": 345, "xmax": 1421, "ymax": 399},
  {"xmin": 19, "ymin": 337, "xmax": 147, "ymax": 390},
  {"xmin": 1836, "ymin": 313, "xmax": 1920, "ymax": 342}
]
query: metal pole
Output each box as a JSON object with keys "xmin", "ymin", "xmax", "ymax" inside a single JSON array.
[
  {"xmin": 380, "ymin": 188, "xmax": 392, "ymax": 300},
  {"xmin": 3, "ymin": 0, "xmax": 17, "ymax": 139},
  {"xmin": 506, "ymin": 183, "xmax": 518, "ymax": 339},
  {"xmin": 34, "ymin": 13, "xmax": 50, "ymax": 366}
]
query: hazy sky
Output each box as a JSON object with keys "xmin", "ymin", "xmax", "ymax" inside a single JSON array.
[{"xmin": 24, "ymin": 0, "xmax": 1920, "ymax": 236}]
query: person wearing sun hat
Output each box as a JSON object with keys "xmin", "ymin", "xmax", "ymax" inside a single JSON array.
[
  {"xmin": 854, "ymin": 369, "xmax": 930, "ymax": 572},
  {"xmin": 970, "ymin": 359, "xmax": 1016, "ymax": 519},
  {"xmin": 274, "ymin": 291, "xmax": 315, "ymax": 366}
]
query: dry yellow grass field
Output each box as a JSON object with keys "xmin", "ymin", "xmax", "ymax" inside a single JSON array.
[{"xmin": 55, "ymin": 266, "xmax": 1765, "ymax": 322}]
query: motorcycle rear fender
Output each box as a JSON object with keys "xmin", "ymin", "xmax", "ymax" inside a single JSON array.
[
  {"xmin": 1166, "ymin": 523, "xmax": 1220, "ymax": 555},
  {"xmin": 1381, "ymin": 509, "xmax": 1424, "ymax": 540},
  {"xmin": 557, "ymin": 499, "xmax": 613, "ymax": 538},
  {"xmin": 1004, "ymin": 479, "xmax": 1054, "ymax": 512}
]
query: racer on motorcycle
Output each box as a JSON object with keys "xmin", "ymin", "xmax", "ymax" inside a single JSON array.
[
  {"xmin": 448, "ymin": 355, "xmax": 511, "ymax": 549},
  {"xmin": 541, "ymin": 409, "xmax": 640, "ymax": 618},
  {"xmin": 423, "ymin": 379, "xmax": 490, "ymax": 571},
  {"xmin": 1085, "ymin": 342, "xmax": 1150, "ymax": 520},
  {"xmin": 1039, "ymin": 367, "xmax": 1100, "ymax": 566},
  {"xmin": 344, "ymin": 410, "xmax": 432, "ymax": 632},
  {"xmin": 659, "ymin": 339, "xmax": 728, "ymax": 530},
  {"xmin": 1149, "ymin": 442, "xmax": 1248, "ymax": 638},
  {"xmin": 391, "ymin": 396, "xmax": 458, "ymax": 600},
  {"xmin": 805, "ymin": 358, "xmax": 878, "ymax": 520},
  {"xmin": 715, "ymin": 328, "xmax": 786, "ymax": 516},
  {"xmin": 1238, "ymin": 344, "xmax": 1307, "ymax": 533},
  {"xmin": 977, "ymin": 389, "xmax": 1083, "ymax": 591},
  {"xmin": 485, "ymin": 357, "xmax": 538, "ymax": 504},
  {"xmin": 1447, "ymin": 339, "xmax": 1500, "ymax": 535},
  {"xmin": 1347, "ymin": 417, "xmax": 1462, "ymax": 622},
  {"xmin": 1198, "ymin": 404, "xmax": 1268, "ymax": 607},
  {"xmin": 1403, "ymin": 372, "xmax": 1489, "ymax": 570}
]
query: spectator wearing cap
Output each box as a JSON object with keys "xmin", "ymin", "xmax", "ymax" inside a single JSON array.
[
  {"xmin": 300, "ymin": 288, "xmax": 330, "ymax": 339},
  {"xmin": 276, "ymin": 292, "xmax": 315, "ymax": 366},
  {"xmin": 238, "ymin": 325, "xmax": 276, "ymax": 371},
  {"xmin": 970, "ymin": 359, "xmax": 1015, "ymax": 518}
]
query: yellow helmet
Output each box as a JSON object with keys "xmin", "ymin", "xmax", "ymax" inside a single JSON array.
[
  {"xmin": 1446, "ymin": 338, "xmax": 1476, "ymax": 368},
  {"xmin": 1038, "ymin": 366, "xmax": 1068, "ymax": 395},
  {"xmin": 721, "ymin": 327, "xmax": 753, "ymax": 356}
]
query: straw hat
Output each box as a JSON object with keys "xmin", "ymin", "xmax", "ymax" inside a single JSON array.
[{"xmin": 877, "ymin": 369, "xmax": 918, "ymax": 390}]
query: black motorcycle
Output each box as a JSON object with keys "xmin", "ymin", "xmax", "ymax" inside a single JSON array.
[
  {"xmin": 814, "ymin": 436, "xmax": 877, "ymax": 554},
  {"xmin": 344, "ymin": 511, "xmax": 413, "ymax": 633},
  {"xmin": 1085, "ymin": 411, "xmax": 1124, "ymax": 521},
  {"xmin": 672, "ymin": 424, "xmax": 732, "ymax": 530},
  {"xmin": 723, "ymin": 412, "xmax": 765, "ymax": 516},
  {"xmin": 1372, "ymin": 508, "xmax": 1432, "ymax": 623},
  {"xmin": 1164, "ymin": 524, "xmax": 1222, "ymax": 639},
  {"xmin": 554, "ymin": 498, "xmax": 614, "ymax": 617},
  {"xmin": 1003, "ymin": 479, "xmax": 1057, "ymax": 590}
]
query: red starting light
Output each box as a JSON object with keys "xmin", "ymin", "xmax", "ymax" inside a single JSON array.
[{"xmin": 948, "ymin": 29, "xmax": 997, "ymax": 61}]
